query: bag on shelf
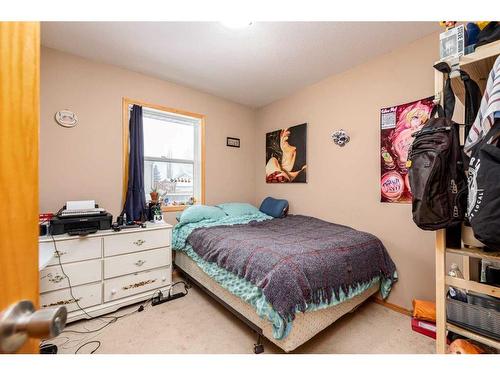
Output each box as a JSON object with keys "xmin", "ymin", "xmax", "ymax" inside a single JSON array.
[
  {"xmin": 408, "ymin": 104, "xmax": 468, "ymax": 230},
  {"xmin": 467, "ymin": 119, "xmax": 500, "ymax": 249},
  {"xmin": 475, "ymin": 21, "xmax": 500, "ymax": 49}
]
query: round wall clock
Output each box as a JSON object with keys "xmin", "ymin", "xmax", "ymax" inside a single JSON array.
[{"xmin": 55, "ymin": 110, "xmax": 78, "ymax": 128}]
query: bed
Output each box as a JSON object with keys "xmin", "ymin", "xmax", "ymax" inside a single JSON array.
[{"xmin": 172, "ymin": 209, "xmax": 397, "ymax": 353}]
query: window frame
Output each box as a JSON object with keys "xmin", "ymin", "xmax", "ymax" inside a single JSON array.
[{"xmin": 122, "ymin": 97, "xmax": 205, "ymax": 213}]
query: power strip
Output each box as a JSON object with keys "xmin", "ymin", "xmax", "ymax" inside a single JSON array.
[{"xmin": 151, "ymin": 289, "xmax": 188, "ymax": 306}]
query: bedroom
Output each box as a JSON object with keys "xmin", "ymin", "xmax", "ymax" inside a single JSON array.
[{"xmin": 1, "ymin": 0, "xmax": 499, "ymax": 371}]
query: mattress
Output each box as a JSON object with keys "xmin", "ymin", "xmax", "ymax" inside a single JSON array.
[{"xmin": 175, "ymin": 250, "xmax": 380, "ymax": 352}]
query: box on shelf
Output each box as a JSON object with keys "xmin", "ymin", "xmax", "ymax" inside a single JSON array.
[{"xmin": 446, "ymin": 294, "xmax": 500, "ymax": 340}]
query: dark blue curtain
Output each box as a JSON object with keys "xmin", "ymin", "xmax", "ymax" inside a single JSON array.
[{"xmin": 123, "ymin": 105, "xmax": 146, "ymax": 221}]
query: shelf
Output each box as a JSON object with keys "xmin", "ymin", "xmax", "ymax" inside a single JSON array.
[
  {"xmin": 446, "ymin": 275, "xmax": 500, "ymax": 298},
  {"xmin": 161, "ymin": 205, "xmax": 189, "ymax": 213},
  {"xmin": 459, "ymin": 40, "xmax": 500, "ymax": 67},
  {"xmin": 447, "ymin": 322, "xmax": 500, "ymax": 350},
  {"xmin": 450, "ymin": 40, "xmax": 500, "ymax": 106},
  {"xmin": 446, "ymin": 246, "xmax": 500, "ymax": 262}
]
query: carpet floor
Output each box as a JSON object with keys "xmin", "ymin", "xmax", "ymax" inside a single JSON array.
[{"xmin": 47, "ymin": 275, "xmax": 435, "ymax": 354}]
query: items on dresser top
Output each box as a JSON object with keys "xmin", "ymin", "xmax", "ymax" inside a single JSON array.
[
  {"xmin": 50, "ymin": 201, "xmax": 112, "ymax": 236},
  {"xmin": 39, "ymin": 222, "xmax": 172, "ymax": 322},
  {"xmin": 39, "ymin": 213, "xmax": 53, "ymax": 236},
  {"xmin": 57, "ymin": 200, "xmax": 107, "ymax": 218}
]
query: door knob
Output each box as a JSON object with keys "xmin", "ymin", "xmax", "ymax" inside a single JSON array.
[{"xmin": 0, "ymin": 300, "xmax": 67, "ymax": 353}]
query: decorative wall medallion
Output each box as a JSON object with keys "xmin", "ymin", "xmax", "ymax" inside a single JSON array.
[
  {"xmin": 331, "ymin": 129, "xmax": 350, "ymax": 147},
  {"xmin": 55, "ymin": 110, "xmax": 78, "ymax": 128}
]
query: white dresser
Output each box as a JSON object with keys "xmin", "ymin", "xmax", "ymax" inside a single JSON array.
[{"xmin": 38, "ymin": 222, "xmax": 172, "ymax": 323}]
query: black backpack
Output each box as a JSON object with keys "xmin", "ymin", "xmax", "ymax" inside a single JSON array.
[
  {"xmin": 407, "ymin": 62, "xmax": 481, "ymax": 231},
  {"xmin": 408, "ymin": 106, "xmax": 468, "ymax": 230}
]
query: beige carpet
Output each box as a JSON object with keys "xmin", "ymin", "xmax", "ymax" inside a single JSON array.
[{"xmin": 47, "ymin": 275, "xmax": 435, "ymax": 354}]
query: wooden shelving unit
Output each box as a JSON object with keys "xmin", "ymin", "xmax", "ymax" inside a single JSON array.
[
  {"xmin": 450, "ymin": 40, "xmax": 500, "ymax": 106},
  {"xmin": 436, "ymin": 232, "xmax": 500, "ymax": 353},
  {"xmin": 434, "ymin": 40, "xmax": 500, "ymax": 354},
  {"xmin": 446, "ymin": 323, "xmax": 500, "ymax": 350}
]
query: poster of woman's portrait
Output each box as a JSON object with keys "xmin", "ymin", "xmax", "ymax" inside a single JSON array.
[
  {"xmin": 380, "ymin": 97, "xmax": 435, "ymax": 203},
  {"xmin": 266, "ymin": 123, "xmax": 307, "ymax": 183}
]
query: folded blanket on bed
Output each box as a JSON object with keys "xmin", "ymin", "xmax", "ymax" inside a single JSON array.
[{"xmin": 187, "ymin": 215, "xmax": 397, "ymax": 321}]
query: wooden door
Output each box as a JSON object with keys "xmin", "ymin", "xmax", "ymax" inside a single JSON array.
[{"xmin": 0, "ymin": 22, "xmax": 40, "ymax": 354}]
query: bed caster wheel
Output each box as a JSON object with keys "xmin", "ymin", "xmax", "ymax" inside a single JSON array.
[
  {"xmin": 253, "ymin": 344, "xmax": 264, "ymax": 354},
  {"xmin": 253, "ymin": 334, "xmax": 264, "ymax": 354}
]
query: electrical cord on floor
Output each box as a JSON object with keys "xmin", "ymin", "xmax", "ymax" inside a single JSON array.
[
  {"xmin": 43, "ymin": 235, "xmax": 168, "ymax": 353},
  {"xmin": 168, "ymin": 280, "xmax": 191, "ymax": 296},
  {"xmin": 43, "ymin": 289, "xmax": 163, "ymax": 354},
  {"xmin": 61, "ymin": 289, "xmax": 161, "ymax": 335},
  {"xmin": 68, "ymin": 289, "xmax": 165, "ymax": 354},
  {"xmin": 75, "ymin": 340, "xmax": 101, "ymax": 354},
  {"xmin": 45, "ymin": 235, "xmax": 188, "ymax": 353}
]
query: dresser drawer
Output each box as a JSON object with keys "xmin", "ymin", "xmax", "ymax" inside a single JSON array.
[
  {"xmin": 104, "ymin": 267, "xmax": 171, "ymax": 302},
  {"xmin": 104, "ymin": 229, "xmax": 171, "ymax": 257},
  {"xmin": 40, "ymin": 283, "xmax": 102, "ymax": 313},
  {"xmin": 104, "ymin": 247, "xmax": 171, "ymax": 279},
  {"xmin": 40, "ymin": 259, "xmax": 102, "ymax": 293},
  {"xmin": 40, "ymin": 237, "xmax": 101, "ymax": 266}
]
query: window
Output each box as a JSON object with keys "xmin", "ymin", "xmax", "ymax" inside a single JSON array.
[{"xmin": 123, "ymin": 99, "xmax": 205, "ymax": 212}]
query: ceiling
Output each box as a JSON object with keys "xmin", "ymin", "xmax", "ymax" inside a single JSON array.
[{"xmin": 41, "ymin": 22, "xmax": 440, "ymax": 108}]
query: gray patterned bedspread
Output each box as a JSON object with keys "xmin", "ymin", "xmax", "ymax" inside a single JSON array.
[{"xmin": 187, "ymin": 215, "xmax": 397, "ymax": 320}]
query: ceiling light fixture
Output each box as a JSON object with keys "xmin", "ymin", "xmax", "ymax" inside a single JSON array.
[{"xmin": 220, "ymin": 21, "xmax": 253, "ymax": 29}]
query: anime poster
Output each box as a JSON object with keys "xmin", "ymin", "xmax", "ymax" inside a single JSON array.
[
  {"xmin": 380, "ymin": 97, "xmax": 435, "ymax": 203},
  {"xmin": 266, "ymin": 123, "xmax": 307, "ymax": 183}
]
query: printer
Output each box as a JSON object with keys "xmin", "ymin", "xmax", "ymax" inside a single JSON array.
[{"xmin": 50, "ymin": 200, "xmax": 112, "ymax": 236}]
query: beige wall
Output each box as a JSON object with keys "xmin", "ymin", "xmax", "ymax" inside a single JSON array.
[
  {"xmin": 40, "ymin": 47, "xmax": 256, "ymax": 224},
  {"xmin": 255, "ymin": 33, "xmax": 443, "ymax": 309}
]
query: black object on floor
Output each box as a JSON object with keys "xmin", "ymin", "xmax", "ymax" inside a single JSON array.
[
  {"xmin": 40, "ymin": 343, "xmax": 58, "ymax": 354},
  {"xmin": 254, "ymin": 334, "xmax": 264, "ymax": 354},
  {"xmin": 151, "ymin": 281, "xmax": 190, "ymax": 306}
]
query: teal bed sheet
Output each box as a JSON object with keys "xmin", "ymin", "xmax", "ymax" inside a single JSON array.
[{"xmin": 172, "ymin": 213, "xmax": 396, "ymax": 340}]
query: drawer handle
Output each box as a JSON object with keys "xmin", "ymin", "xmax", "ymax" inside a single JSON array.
[
  {"xmin": 134, "ymin": 260, "xmax": 146, "ymax": 267},
  {"xmin": 48, "ymin": 273, "xmax": 66, "ymax": 284},
  {"xmin": 53, "ymin": 250, "xmax": 67, "ymax": 258},
  {"xmin": 42, "ymin": 297, "xmax": 81, "ymax": 308},
  {"xmin": 122, "ymin": 278, "xmax": 156, "ymax": 290},
  {"xmin": 133, "ymin": 239, "xmax": 145, "ymax": 246}
]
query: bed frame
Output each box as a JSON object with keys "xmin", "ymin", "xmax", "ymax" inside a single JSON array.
[{"xmin": 174, "ymin": 251, "xmax": 380, "ymax": 353}]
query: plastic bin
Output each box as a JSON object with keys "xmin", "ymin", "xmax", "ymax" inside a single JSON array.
[{"xmin": 446, "ymin": 293, "xmax": 500, "ymax": 340}]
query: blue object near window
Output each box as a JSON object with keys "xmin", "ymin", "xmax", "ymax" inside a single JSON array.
[
  {"xmin": 259, "ymin": 197, "xmax": 289, "ymax": 218},
  {"xmin": 123, "ymin": 104, "xmax": 146, "ymax": 221}
]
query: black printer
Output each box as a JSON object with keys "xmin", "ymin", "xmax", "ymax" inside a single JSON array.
[{"xmin": 50, "ymin": 201, "xmax": 113, "ymax": 236}]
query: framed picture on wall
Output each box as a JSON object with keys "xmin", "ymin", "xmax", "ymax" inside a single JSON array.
[
  {"xmin": 265, "ymin": 123, "xmax": 307, "ymax": 183},
  {"xmin": 226, "ymin": 137, "xmax": 240, "ymax": 148}
]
